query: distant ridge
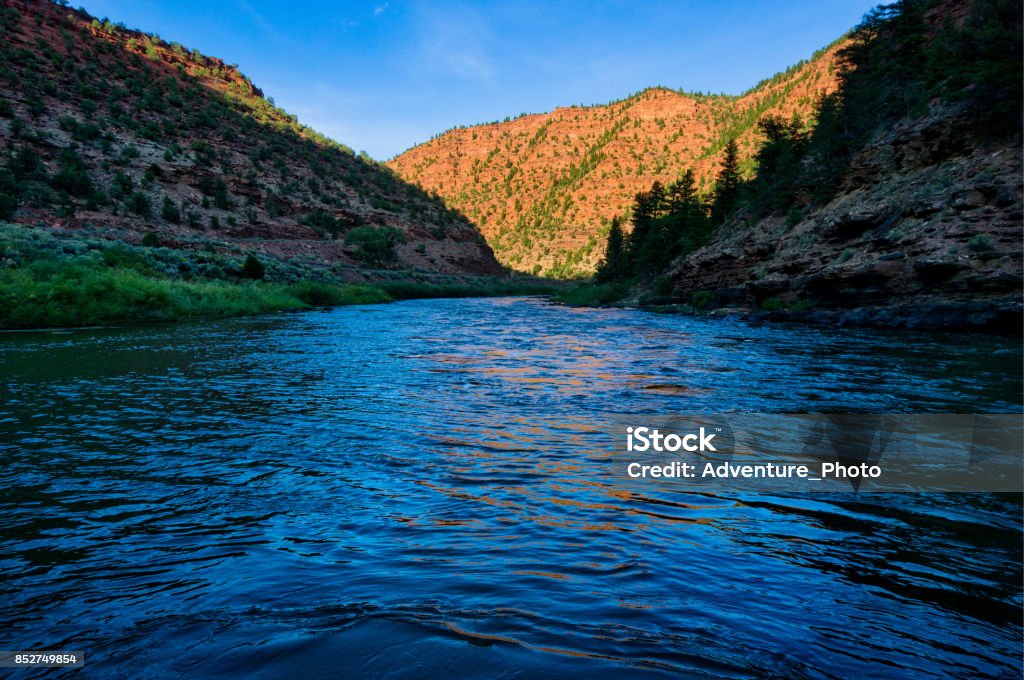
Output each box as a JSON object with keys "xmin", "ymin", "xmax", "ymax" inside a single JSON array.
[{"xmin": 389, "ymin": 41, "xmax": 845, "ymax": 277}]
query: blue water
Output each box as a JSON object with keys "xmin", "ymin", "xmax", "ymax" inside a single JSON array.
[{"xmin": 1, "ymin": 298, "xmax": 1021, "ymax": 677}]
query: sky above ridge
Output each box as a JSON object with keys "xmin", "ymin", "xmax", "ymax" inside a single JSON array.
[{"xmin": 76, "ymin": 1, "xmax": 879, "ymax": 160}]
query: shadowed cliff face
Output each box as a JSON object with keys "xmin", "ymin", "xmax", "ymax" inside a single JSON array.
[
  {"xmin": 665, "ymin": 105, "xmax": 1023, "ymax": 332},
  {"xmin": 389, "ymin": 44, "xmax": 845, "ymax": 277},
  {"xmin": 0, "ymin": 0, "xmax": 503, "ymax": 276}
]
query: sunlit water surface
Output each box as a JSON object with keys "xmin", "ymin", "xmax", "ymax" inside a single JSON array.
[{"xmin": 1, "ymin": 298, "xmax": 1021, "ymax": 678}]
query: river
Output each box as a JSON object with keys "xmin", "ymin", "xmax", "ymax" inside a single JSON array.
[{"xmin": 1, "ymin": 297, "xmax": 1021, "ymax": 677}]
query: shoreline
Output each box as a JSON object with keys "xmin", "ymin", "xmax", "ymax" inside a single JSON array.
[
  {"xmin": 554, "ymin": 289, "xmax": 1023, "ymax": 336},
  {"xmin": 642, "ymin": 300, "xmax": 1023, "ymax": 336}
]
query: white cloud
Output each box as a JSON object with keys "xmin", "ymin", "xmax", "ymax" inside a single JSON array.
[{"xmin": 374, "ymin": 3, "xmax": 389, "ymax": 16}]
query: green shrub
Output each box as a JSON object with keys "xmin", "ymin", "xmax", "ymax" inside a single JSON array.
[
  {"xmin": 0, "ymin": 224, "xmax": 400, "ymax": 329},
  {"xmin": 161, "ymin": 196, "xmax": 180, "ymax": 223},
  {"xmin": 58, "ymin": 116, "xmax": 101, "ymax": 141},
  {"xmin": 141, "ymin": 232, "xmax": 160, "ymax": 247},
  {"xmin": 109, "ymin": 172, "xmax": 133, "ymax": 199},
  {"xmin": 0, "ymin": 169, "xmax": 19, "ymax": 219},
  {"xmin": 378, "ymin": 279, "xmax": 557, "ymax": 300},
  {"xmin": 556, "ymin": 282, "xmax": 628, "ymax": 306},
  {"xmin": 692, "ymin": 290, "xmax": 714, "ymax": 310},
  {"xmin": 85, "ymin": 190, "xmax": 108, "ymax": 210},
  {"xmin": 26, "ymin": 95, "xmax": 45, "ymax": 117},
  {"xmin": 287, "ymin": 282, "xmax": 390, "ymax": 306},
  {"xmin": 51, "ymin": 148, "xmax": 93, "ymax": 197},
  {"xmin": 199, "ymin": 175, "xmax": 231, "ymax": 209},
  {"xmin": 299, "ymin": 209, "xmax": 345, "ymax": 237},
  {"xmin": 101, "ymin": 244, "xmax": 155, "ymax": 273},
  {"xmin": 967, "ymin": 233, "xmax": 995, "ymax": 253},
  {"xmin": 8, "ymin": 147, "xmax": 41, "ymax": 181},
  {"xmin": 0, "ymin": 191, "xmax": 16, "ymax": 219},
  {"xmin": 126, "ymin": 191, "xmax": 150, "ymax": 216},
  {"xmin": 345, "ymin": 225, "xmax": 405, "ymax": 266}
]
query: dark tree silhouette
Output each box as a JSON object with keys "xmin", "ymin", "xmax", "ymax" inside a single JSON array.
[
  {"xmin": 599, "ymin": 172, "xmax": 714, "ymax": 282},
  {"xmin": 627, "ymin": 181, "xmax": 665, "ymax": 271},
  {"xmin": 747, "ymin": 114, "xmax": 808, "ymax": 214},
  {"xmin": 588, "ymin": 0, "xmax": 1022, "ymax": 294},
  {"xmin": 711, "ymin": 139, "xmax": 741, "ymax": 224},
  {"xmin": 665, "ymin": 169, "xmax": 699, "ymax": 217},
  {"xmin": 596, "ymin": 216, "xmax": 625, "ymax": 283}
]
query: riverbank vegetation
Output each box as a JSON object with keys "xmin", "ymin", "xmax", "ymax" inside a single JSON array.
[
  {"xmin": 0, "ymin": 223, "xmax": 557, "ymax": 329},
  {"xmin": 376, "ymin": 278, "xmax": 557, "ymax": 300}
]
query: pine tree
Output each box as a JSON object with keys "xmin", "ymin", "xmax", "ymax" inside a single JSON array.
[
  {"xmin": 665, "ymin": 169, "xmax": 698, "ymax": 218},
  {"xmin": 627, "ymin": 182, "xmax": 664, "ymax": 273},
  {"xmin": 161, "ymin": 195, "xmax": 180, "ymax": 223},
  {"xmin": 629, "ymin": 182, "xmax": 664, "ymax": 244},
  {"xmin": 711, "ymin": 139, "xmax": 741, "ymax": 224},
  {"xmin": 647, "ymin": 181, "xmax": 665, "ymax": 219},
  {"xmin": 596, "ymin": 216, "xmax": 625, "ymax": 282},
  {"xmin": 747, "ymin": 114, "xmax": 808, "ymax": 215},
  {"xmin": 51, "ymin": 148, "xmax": 93, "ymax": 198}
]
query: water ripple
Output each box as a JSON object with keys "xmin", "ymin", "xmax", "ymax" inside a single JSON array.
[{"xmin": 0, "ymin": 298, "xmax": 1020, "ymax": 677}]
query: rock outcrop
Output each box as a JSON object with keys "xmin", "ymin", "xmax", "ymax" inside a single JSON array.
[{"xmin": 666, "ymin": 104, "xmax": 1022, "ymax": 333}]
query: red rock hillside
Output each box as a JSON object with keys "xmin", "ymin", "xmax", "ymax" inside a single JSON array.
[{"xmin": 388, "ymin": 42, "xmax": 845, "ymax": 277}]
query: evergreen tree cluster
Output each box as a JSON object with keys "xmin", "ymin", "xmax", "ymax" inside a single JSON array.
[
  {"xmin": 597, "ymin": 0, "xmax": 1021, "ymax": 286},
  {"xmin": 596, "ymin": 169, "xmax": 714, "ymax": 282},
  {"xmin": 743, "ymin": 0, "xmax": 1022, "ymax": 218}
]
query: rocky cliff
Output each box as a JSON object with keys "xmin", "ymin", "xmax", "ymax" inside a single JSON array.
[
  {"xmin": 663, "ymin": 0, "xmax": 1022, "ymax": 333},
  {"xmin": 666, "ymin": 104, "xmax": 1022, "ymax": 332}
]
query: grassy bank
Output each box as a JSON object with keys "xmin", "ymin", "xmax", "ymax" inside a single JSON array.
[
  {"xmin": 0, "ymin": 224, "xmax": 554, "ymax": 330},
  {"xmin": 0, "ymin": 264, "xmax": 392, "ymax": 328},
  {"xmin": 378, "ymin": 278, "xmax": 558, "ymax": 300},
  {"xmin": 554, "ymin": 281, "xmax": 631, "ymax": 307},
  {"xmin": 0, "ymin": 255, "xmax": 393, "ymax": 330}
]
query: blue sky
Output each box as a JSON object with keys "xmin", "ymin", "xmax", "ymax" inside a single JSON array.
[{"xmin": 76, "ymin": 1, "xmax": 880, "ymax": 160}]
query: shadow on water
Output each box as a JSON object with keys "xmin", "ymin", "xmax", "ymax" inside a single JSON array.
[{"xmin": 0, "ymin": 298, "xmax": 1020, "ymax": 677}]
